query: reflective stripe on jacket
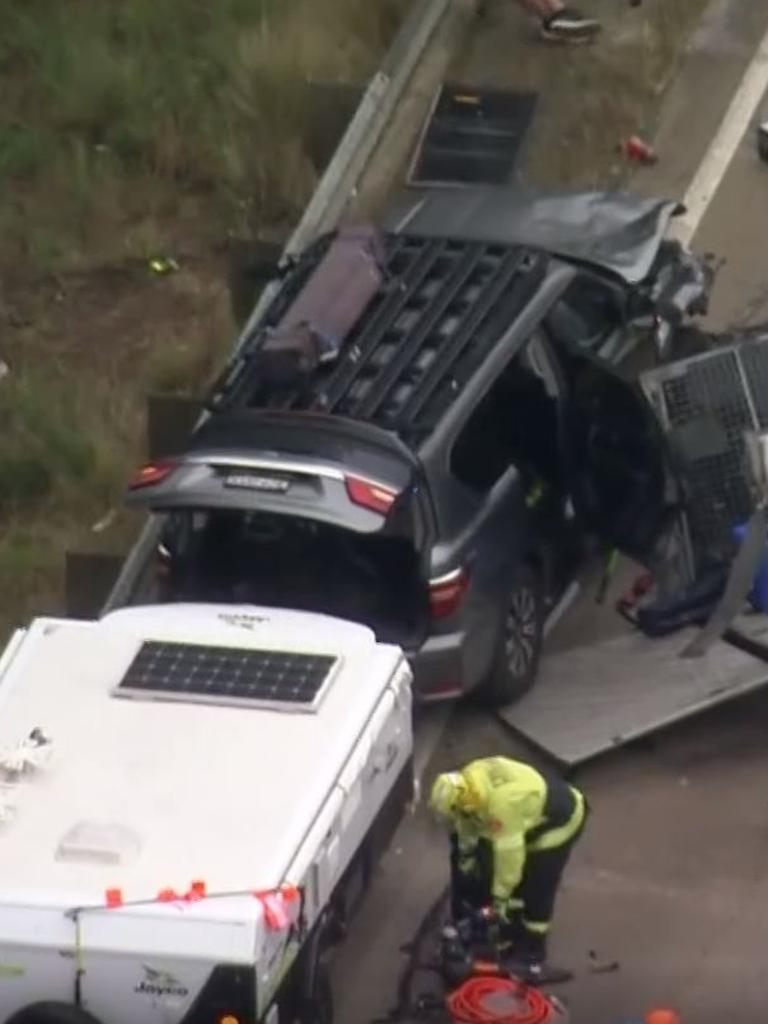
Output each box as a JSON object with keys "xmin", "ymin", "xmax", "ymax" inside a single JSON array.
[{"xmin": 451, "ymin": 757, "xmax": 585, "ymax": 903}]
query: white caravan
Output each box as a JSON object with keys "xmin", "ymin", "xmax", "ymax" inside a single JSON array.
[{"xmin": 0, "ymin": 602, "xmax": 414, "ymax": 1024}]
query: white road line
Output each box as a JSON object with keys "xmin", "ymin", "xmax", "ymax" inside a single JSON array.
[{"xmin": 670, "ymin": 24, "xmax": 768, "ymax": 247}]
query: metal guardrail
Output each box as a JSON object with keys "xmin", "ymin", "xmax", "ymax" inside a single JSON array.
[{"xmin": 102, "ymin": 0, "xmax": 452, "ymax": 612}]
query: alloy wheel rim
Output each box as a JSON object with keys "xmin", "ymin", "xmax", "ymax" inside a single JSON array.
[{"xmin": 505, "ymin": 586, "xmax": 538, "ymax": 678}]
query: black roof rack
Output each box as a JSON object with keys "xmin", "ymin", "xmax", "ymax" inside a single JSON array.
[{"xmin": 207, "ymin": 231, "xmax": 548, "ymax": 445}]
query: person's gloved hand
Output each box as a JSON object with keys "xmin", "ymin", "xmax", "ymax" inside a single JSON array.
[{"xmin": 492, "ymin": 896, "xmax": 524, "ymax": 923}]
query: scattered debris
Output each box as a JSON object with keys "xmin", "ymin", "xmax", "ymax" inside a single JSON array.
[
  {"xmin": 588, "ymin": 959, "xmax": 620, "ymax": 975},
  {"xmin": 148, "ymin": 257, "xmax": 180, "ymax": 276},
  {"xmin": 588, "ymin": 949, "xmax": 620, "ymax": 974},
  {"xmin": 91, "ymin": 509, "xmax": 118, "ymax": 534},
  {"xmin": 645, "ymin": 1010, "xmax": 682, "ymax": 1024},
  {"xmin": 618, "ymin": 135, "xmax": 658, "ymax": 166}
]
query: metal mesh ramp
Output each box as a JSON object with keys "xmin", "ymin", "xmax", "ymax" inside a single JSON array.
[
  {"xmin": 641, "ymin": 334, "xmax": 768, "ymax": 561},
  {"xmin": 497, "ymin": 617, "xmax": 768, "ymax": 767}
]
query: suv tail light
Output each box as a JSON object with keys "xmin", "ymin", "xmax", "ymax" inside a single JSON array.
[
  {"xmin": 129, "ymin": 460, "xmax": 178, "ymax": 490},
  {"xmin": 345, "ymin": 475, "xmax": 399, "ymax": 515},
  {"xmin": 429, "ymin": 568, "xmax": 470, "ymax": 619}
]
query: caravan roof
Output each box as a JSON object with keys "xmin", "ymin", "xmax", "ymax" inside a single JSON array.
[{"xmin": 0, "ymin": 603, "xmax": 405, "ymax": 908}]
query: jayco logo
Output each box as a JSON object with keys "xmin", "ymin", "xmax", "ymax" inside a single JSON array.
[
  {"xmin": 218, "ymin": 611, "xmax": 269, "ymax": 630},
  {"xmin": 134, "ymin": 966, "xmax": 189, "ymax": 998}
]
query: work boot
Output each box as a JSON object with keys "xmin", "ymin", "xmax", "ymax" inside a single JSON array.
[
  {"xmin": 501, "ymin": 931, "xmax": 546, "ymax": 975},
  {"xmin": 540, "ymin": 7, "xmax": 602, "ymax": 43}
]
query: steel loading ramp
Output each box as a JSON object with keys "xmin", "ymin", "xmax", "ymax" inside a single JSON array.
[{"xmin": 497, "ymin": 612, "xmax": 768, "ymax": 769}]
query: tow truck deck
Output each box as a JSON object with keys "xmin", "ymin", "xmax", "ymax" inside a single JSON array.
[{"xmin": 499, "ymin": 571, "xmax": 768, "ymax": 767}]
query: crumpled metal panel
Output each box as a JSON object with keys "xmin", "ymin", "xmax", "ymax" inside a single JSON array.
[{"xmin": 384, "ymin": 185, "xmax": 683, "ymax": 284}]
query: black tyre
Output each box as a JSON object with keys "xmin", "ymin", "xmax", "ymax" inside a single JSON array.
[
  {"xmin": 671, "ymin": 325, "xmax": 715, "ymax": 361},
  {"xmin": 299, "ymin": 961, "xmax": 333, "ymax": 1024},
  {"xmin": 6, "ymin": 1004, "xmax": 102, "ymax": 1024},
  {"xmin": 474, "ymin": 566, "xmax": 543, "ymax": 708}
]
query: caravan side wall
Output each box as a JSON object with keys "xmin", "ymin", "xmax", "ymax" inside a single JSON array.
[{"xmin": 257, "ymin": 658, "xmax": 414, "ymax": 1017}]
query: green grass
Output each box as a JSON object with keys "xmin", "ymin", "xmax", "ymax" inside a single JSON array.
[
  {"xmin": 0, "ymin": 0, "xmax": 409, "ymax": 639},
  {"xmin": 0, "ymin": 0, "xmax": 408, "ymax": 274}
]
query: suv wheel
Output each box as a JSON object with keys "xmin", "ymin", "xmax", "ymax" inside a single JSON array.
[{"xmin": 476, "ymin": 566, "xmax": 543, "ymax": 707}]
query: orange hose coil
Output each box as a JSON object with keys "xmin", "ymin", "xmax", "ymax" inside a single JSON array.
[{"xmin": 446, "ymin": 976, "xmax": 563, "ymax": 1024}]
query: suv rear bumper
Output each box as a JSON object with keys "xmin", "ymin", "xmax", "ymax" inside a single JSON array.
[{"xmin": 408, "ymin": 631, "xmax": 469, "ymax": 702}]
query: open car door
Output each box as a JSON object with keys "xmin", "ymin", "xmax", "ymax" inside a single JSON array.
[
  {"xmin": 540, "ymin": 268, "xmax": 674, "ymax": 566},
  {"xmin": 496, "ymin": 301, "xmax": 768, "ymax": 768}
]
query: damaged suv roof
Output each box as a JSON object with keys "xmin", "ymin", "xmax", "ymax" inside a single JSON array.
[{"xmin": 384, "ymin": 185, "xmax": 685, "ymax": 285}]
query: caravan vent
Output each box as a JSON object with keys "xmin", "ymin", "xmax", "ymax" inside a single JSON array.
[
  {"xmin": 56, "ymin": 821, "xmax": 141, "ymax": 866},
  {"xmin": 113, "ymin": 641, "xmax": 338, "ymax": 712}
]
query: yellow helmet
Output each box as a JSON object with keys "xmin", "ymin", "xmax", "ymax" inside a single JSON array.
[{"xmin": 429, "ymin": 772, "xmax": 469, "ymax": 819}]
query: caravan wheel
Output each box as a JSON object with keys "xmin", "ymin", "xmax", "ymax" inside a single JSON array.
[
  {"xmin": 6, "ymin": 1004, "xmax": 103, "ymax": 1024},
  {"xmin": 299, "ymin": 961, "xmax": 333, "ymax": 1024}
]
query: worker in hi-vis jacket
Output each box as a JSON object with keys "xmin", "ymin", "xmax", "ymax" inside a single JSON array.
[{"xmin": 429, "ymin": 756, "xmax": 588, "ymax": 972}]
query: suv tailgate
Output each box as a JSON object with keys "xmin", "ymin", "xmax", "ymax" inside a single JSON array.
[{"xmin": 126, "ymin": 409, "xmax": 431, "ymax": 537}]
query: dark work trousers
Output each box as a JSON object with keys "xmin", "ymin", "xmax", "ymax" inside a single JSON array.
[
  {"xmin": 449, "ymin": 808, "xmax": 588, "ymax": 934},
  {"xmin": 515, "ymin": 823, "xmax": 584, "ymax": 935}
]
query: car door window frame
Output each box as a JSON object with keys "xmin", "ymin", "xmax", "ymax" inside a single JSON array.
[
  {"xmin": 447, "ymin": 327, "xmax": 566, "ymax": 497},
  {"xmin": 544, "ymin": 269, "xmax": 629, "ymax": 361}
]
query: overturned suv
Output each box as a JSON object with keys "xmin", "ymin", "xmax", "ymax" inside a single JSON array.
[{"xmin": 124, "ymin": 187, "xmax": 719, "ymax": 706}]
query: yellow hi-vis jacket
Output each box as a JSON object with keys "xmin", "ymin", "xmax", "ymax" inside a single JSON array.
[{"xmin": 451, "ymin": 757, "xmax": 585, "ymax": 907}]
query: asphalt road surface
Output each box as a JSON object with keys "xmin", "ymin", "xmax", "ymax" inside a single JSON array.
[{"xmin": 333, "ymin": 4, "xmax": 768, "ymax": 1023}]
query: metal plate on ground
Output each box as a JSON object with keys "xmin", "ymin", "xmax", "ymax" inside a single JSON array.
[
  {"xmin": 408, "ymin": 84, "xmax": 538, "ymax": 187},
  {"xmin": 497, "ymin": 620, "xmax": 768, "ymax": 767}
]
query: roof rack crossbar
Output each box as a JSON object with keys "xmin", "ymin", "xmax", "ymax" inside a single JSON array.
[
  {"xmin": 317, "ymin": 237, "xmax": 447, "ymax": 413},
  {"xmin": 395, "ymin": 247, "xmax": 531, "ymax": 427},
  {"xmin": 353, "ymin": 242, "xmax": 489, "ymax": 420},
  {"xmin": 429, "ymin": 263, "xmax": 545, "ymax": 401},
  {"xmin": 413, "ymin": 260, "xmax": 549, "ymax": 432}
]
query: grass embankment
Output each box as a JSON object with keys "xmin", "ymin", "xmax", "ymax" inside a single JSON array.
[{"xmin": 0, "ymin": 0, "xmax": 409, "ymax": 640}]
